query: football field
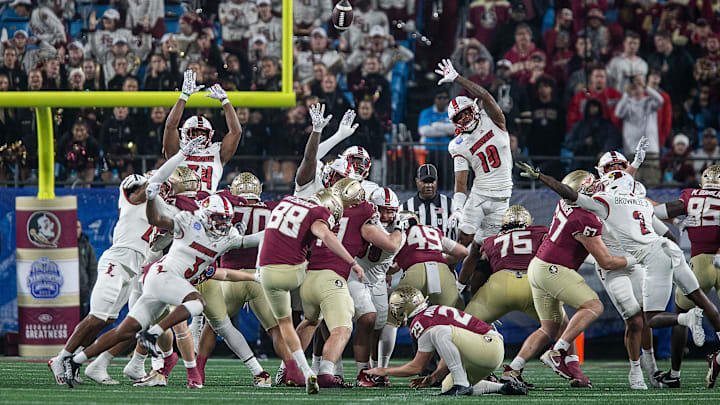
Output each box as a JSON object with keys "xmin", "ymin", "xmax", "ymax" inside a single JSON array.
[{"xmin": 1, "ymin": 357, "xmax": 719, "ymax": 404}]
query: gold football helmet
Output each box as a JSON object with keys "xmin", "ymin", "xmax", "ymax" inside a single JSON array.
[
  {"xmin": 312, "ymin": 189, "xmax": 345, "ymax": 228},
  {"xmin": 231, "ymin": 172, "xmax": 263, "ymax": 200},
  {"xmin": 168, "ymin": 166, "xmax": 200, "ymax": 195},
  {"xmin": 389, "ymin": 286, "xmax": 428, "ymax": 325},
  {"xmin": 501, "ymin": 205, "xmax": 533, "ymax": 231},
  {"xmin": 701, "ymin": 165, "xmax": 720, "ymax": 190},
  {"xmin": 331, "ymin": 177, "xmax": 366, "ymax": 208},
  {"xmin": 561, "ymin": 170, "xmax": 597, "ymax": 202}
]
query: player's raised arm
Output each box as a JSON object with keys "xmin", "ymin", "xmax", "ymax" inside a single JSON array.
[
  {"xmin": 296, "ymin": 103, "xmax": 332, "ymax": 186},
  {"xmin": 626, "ymin": 136, "xmax": 649, "ymax": 176},
  {"xmin": 205, "ymin": 84, "xmax": 242, "ymax": 165},
  {"xmin": 163, "ymin": 70, "xmax": 205, "ymax": 158},
  {"xmin": 516, "ymin": 161, "xmax": 578, "ymax": 201},
  {"xmin": 654, "ymin": 200, "xmax": 687, "ymax": 219},
  {"xmin": 435, "ymin": 58, "xmax": 506, "ymax": 131}
]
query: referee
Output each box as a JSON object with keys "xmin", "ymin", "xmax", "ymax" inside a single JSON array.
[{"xmin": 401, "ymin": 164, "xmax": 455, "ymax": 239}]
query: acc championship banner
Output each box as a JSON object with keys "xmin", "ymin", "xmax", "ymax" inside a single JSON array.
[{"xmin": 15, "ymin": 196, "xmax": 79, "ymax": 356}]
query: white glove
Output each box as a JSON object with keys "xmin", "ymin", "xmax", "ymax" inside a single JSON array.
[
  {"xmin": 713, "ymin": 254, "xmax": 720, "ymax": 269},
  {"xmin": 205, "ymin": 83, "xmax": 228, "ymax": 102},
  {"xmin": 235, "ymin": 220, "xmax": 247, "ymax": 235},
  {"xmin": 180, "ymin": 136, "xmax": 206, "ymax": 156},
  {"xmin": 253, "ymin": 271, "xmax": 262, "ymax": 283},
  {"xmin": 145, "ymin": 182, "xmax": 161, "ymax": 200},
  {"xmin": 181, "ymin": 70, "xmax": 205, "ymax": 99},
  {"xmin": 674, "ymin": 216, "xmax": 698, "ymax": 236},
  {"xmin": 456, "ymin": 279, "xmax": 466, "ymax": 294},
  {"xmin": 337, "ymin": 109, "xmax": 359, "ymax": 138},
  {"xmin": 434, "ymin": 58, "xmax": 459, "ymax": 85},
  {"xmin": 625, "ymin": 256, "xmax": 638, "ymax": 269},
  {"xmin": 309, "ymin": 103, "xmax": 332, "ymax": 133},
  {"xmin": 448, "ymin": 210, "xmax": 462, "ymax": 229},
  {"xmin": 631, "ymin": 136, "xmax": 649, "ymax": 169},
  {"xmin": 120, "ymin": 173, "xmax": 147, "ymax": 190},
  {"xmin": 515, "ymin": 161, "xmax": 540, "ymax": 180}
]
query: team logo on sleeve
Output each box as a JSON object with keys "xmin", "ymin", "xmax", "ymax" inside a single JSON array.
[
  {"xmin": 26, "ymin": 256, "xmax": 64, "ymax": 299},
  {"xmin": 27, "ymin": 211, "xmax": 61, "ymax": 248},
  {"xmin": 484, "ymin": 335, "xmax": 493, "ymax": 343},
  {"xmin": 455, "ymin": 136, "xmax": 463, "ymax": 144},
  {"xmin": 548, "ymin": 265, "xmax": 558, "ymax": 275},
  {"xmin": 335, "ymin": 279, "xmax": 344, "ymax": 288},
  {"xmin": 194, "ymin": 222, "xmax": 202, "ymax": 231}
]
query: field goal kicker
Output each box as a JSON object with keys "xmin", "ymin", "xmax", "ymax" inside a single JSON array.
[{"xmin": 0, "ymin": 0, "xmax": 296, "ymax": 200}]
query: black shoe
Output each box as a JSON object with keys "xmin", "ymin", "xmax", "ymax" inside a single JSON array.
[
  {"xmin": 440, "ymin": 384, "xmax": 473, "ymax": 396},
  {"xmin": 137, "ymin": 330, "xmax": 160, "ymax": 357},
  {"xmin": 62, "ymin": 356, "xmax": 80, "ymax": 388},
  {"xmin": 654, "ymin": 370, "xmax": 680, "ymax": 388},
  {"xmin": 500, "ymin": 380, "xmax": 529, "ymax": 395}
]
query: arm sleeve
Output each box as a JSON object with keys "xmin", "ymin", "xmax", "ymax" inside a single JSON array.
[
  {"xmin": 441, "ymin": 237, "xmax": 458, "ymax": 252},
  {"xmin": 149, "ymin": 150, "xmax": 185, "ymax": 184},
  {"xmin": 453, "ymin": 155, "xmax": 469, "ymax": 172},
  {"xmin": 241, "ymin": 230, "xmax": 265, "ymax": 248},
  {"xmin": 317, "ymin": 130, "xmax": 350, "ymax": 159},
  {"xmin": 652, "ymin": 215, "xmax": 669, "ymax": 235},
  {"xmin": 645, "ymin": 86, "xmax": 664, "ymax": 111},
  {"xmin": 614, "ymin": 93, "xmax": 630, "ymax": 119},
  {"xmin": 576, "ymin": 194, "xmax": 609, "ymax": 219},
  {"xmin": 416, "ymin": 330, "xmax": 435, "ymax": 352}
]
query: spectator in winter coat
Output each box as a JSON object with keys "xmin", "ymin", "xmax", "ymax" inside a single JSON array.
[
  {"xmin": 125, "ymin": 0, "xmax": 165, "ymax": 39},
  {"xmin": 296, "ymin": 27, "xmax": 342, "ymax": 84},
  {"xmin": 353, "ymin": 99, "xmax": 385, "ymax": 160},
  {"xmin": 544, "ymin": 8, "xmax": 574, "ymax": 57},
  {"xmin": 606, "ymin": 31, "xmax": 648, "ymax": 93},
  {"xmin": 87, "ymin": 9, "xmax": 133, "ymax": 68},
  {"xmin": 293, "ymin": 0, "xmax": 332, "ymax": 35},
  {"xmin": 503, "ymin": 23, "xmax": 545, "ymax": 84},
  {"xmin": 661, "ymin": 134, "xmax": 696, "ymax": 186},
  {"xmin": 250, "ymin": 0, "xmax": 283, "ymax": 58},
  {"xmin": 566, "ymin": 98, "xmax": 622, "ymax": 171},
  {"xmin": 417, "ymin": 87, "xmax": 455, "ymax": 151},
  {"xmin": 143, "ymin": 53, "xmax": 179, "ymax": 90},
  {"xmin": 690, "ymin": 128, "xmax": 720, "ymax": 175},
  {"xmin": 647, "ymin": 30, "xmax": 696, "ymax": 105},
  {"xmin": 76, "ymin": 220, "xmax": 97, "ymax": 318},
  {"xmin": 10, "ymin": 31, "xmax": 57, "ymax": 74},
  {"xmin": 11, "ymin": 0, "xmax": 67, "ymax": 46},
  {"xmin": 526, "ymin": 77, "xmax": 565, "ymax": 178},
  {"xmin": 693, "ymin": 34, "xmax": 720, "ymax": 87},
  {"xmin": 219, "ymin": 0, "xmax": 258, "ymax": 49},
  {"xmin": 566, "ymin": 67, "xmax": 622, "ymax": 131},
  {"xmin": 57, "ymin": 121, "xmax": 100, "ymax": 183},
  {"xmin": 648, "ymin": 68, "xmax": 671, "ymax": 147},
  {"xmin": 0, "ymin": 47, "xmax": 27, "ymax": 90}
]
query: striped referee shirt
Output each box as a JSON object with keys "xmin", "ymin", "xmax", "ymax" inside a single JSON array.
[{"xmin": 401, "ymin": 193, "xmax": 455, "ymax": 239}]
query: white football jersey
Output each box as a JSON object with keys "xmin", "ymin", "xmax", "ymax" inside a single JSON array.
[
  {"xmin": 180, "ymin": 142, "xmax": 224, "ymax": 193},
  {"xmin": 112, "ymin": 187, "xmax": 151, "ymax": 256},
  {"xmin": 578, "ymin": 191, "xmax": 660, "ymax": 258},
  {"xmin": 294, "ymin": 160, "xmax": 325, "ymax": 199},
  {"xmin": 361, "ymin": 179, "xmax": 380, "ymax": 199},
  {"xmin": 157, "ymin": 211, "xmax": 244, "ymax": 283},
  {"xmin": 356, "ymin": 229, "xmax": 405, "ymax": 284},
  {"xmin": 448, "ymin": 110, "xmax": 513, "ymax": 199}
]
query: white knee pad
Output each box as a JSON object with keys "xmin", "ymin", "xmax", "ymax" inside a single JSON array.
[
  {"xmin": 182, "ymin": 300, "xmax": 204, "ymax": 317},
  {"xmin": 605, "ymin": 273, "xmax": 641, "ymax": 320}
]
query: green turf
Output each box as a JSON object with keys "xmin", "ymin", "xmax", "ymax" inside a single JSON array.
[{"xmin": 1, "ymin": 357, "xmax": 720, "ymax": 404}]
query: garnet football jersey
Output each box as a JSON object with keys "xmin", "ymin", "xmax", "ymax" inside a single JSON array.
[
  {"xmin": 481, "ymin": 225, "xmax": 548, "ymax": 272},
  {"xmin": 395, "ymin": 225, "xmax": 448, "ymax": 270},
  {"xmin": 409, "ymin": 304, "xmax": 492, "ymax": 341},
  {"xmin": 258, "ymin": 195, "xmax": 333, "ymax": 267},
  {"xmin": 535, "ymin": 199, "xmax": 603, "ymax": 270},
  {"xmin": 680, "ymin": 188, "xmax": 720, "ymax": 257},
  {"xmin": 307, "ymin": 201, "xmax": 377, "ymax": 280},
  {"xmin": 219, "ymin": 190, "xmax": 279, "ymax": 270}
]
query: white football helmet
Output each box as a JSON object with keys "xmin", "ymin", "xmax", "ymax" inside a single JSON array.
[
  {"xmin": 596, "ymin": 151, "xmax": 629, "ymax": 175},
  {"xmin": 321, "ymin": 157, "xmax": 362, "ymax": 188},
  {"xmin": 340, "ymin": 146, "xmax": 371, "ymax": 179},
  {"xmin": 197, "ymin": 194, "xmax": 234, "ymax": 238},
  {"xmin": 448, "ymin": 96, "xmax": 481, "ymax": 134},
  {"xmin": 369, "ymin": 187, "xmax": 399, "ymax": 225},
  {"xmin": 601, "ymin": 170, "xmax": 638, "ymax": 195},
  {"xmin": 181, "ymin": 115, "xmax": 214, "ymax": 149}
]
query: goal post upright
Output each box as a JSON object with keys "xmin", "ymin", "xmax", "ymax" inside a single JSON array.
[{"xmin": 0, "ymin": 0, "xmax": 294, "ymax": 199}]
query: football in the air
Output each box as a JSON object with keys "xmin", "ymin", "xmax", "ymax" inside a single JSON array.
[{"xmin": 332, "ymin": 0, "xmax": 353, "ymax": 31}]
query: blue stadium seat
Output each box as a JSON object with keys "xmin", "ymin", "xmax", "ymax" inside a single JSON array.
[
  {"xmin": 165, "ymin": 4, "xmax": 186, "ymax": 18},
  {"xmin": 391, "ymin": 40, "xmax": 412, "ymax": 124},
  {"xmin": 0, "ymin": 8, "xmax": 26, "ymax": 23},
  {"xmin": 68, "ymin": 19, "xmax": 84, "ymax": 39},
  {"xmin": 165, "ymin": 19, "xmax": 179, "ymax": 34},
  {"xmin": 1, "ymin": 21, "xmax": 28, "ymax": 38}
]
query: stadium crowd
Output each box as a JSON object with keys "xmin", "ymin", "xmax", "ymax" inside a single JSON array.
[{"xmin": 0, "ymin": 0, "xmax": 719, "ymax": 189}]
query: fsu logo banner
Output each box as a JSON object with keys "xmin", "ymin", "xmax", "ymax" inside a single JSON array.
[{"xmin": 16, "ymin": 196, "xmax": 79, "ymax": 356}]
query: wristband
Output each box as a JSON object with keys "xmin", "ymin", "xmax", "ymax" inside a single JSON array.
[
  {"xmin": 631, "ymin": 159, "xmax": 641, "ymax": 169},
  {"xmin": 351, "ymin": 259, "xmax": 359, "ymax": 266},
  {"xmin": 452, "ymin": 192, "xmax": 467, "ymax": 213},
  {"xmin": 221, "ymin": 98, "xmax": 231, "ymax": 106},
  {"xmin": 179, "ymin": 92, "xmax": 190, "ymax": 101}
]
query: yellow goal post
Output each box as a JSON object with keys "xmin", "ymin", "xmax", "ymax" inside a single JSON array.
[{"xmin": 0, "ymin": 0, "xmax": 295, "ymax": 200}]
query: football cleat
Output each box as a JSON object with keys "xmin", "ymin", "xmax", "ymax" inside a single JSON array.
[
  {"xmin": 123, "ymin": 358, "xmax": 146, "ymax": 381},
  {"xmin": 133, "ymin": 370, "xmax": 167, "ymax": 387},
  {"xmin": 499, "ymin": 380, "xmax": 529, "ymax": 395},
  {"xmin": 306, "ymin": 375, "xmax": 320, "ymax": 394},
  {"xmin": 187, "ymin": 367, "xmax": 203, "ymax": 389},
  {"xmin": 484, "ymin": 373, "xmax": 499, "ymax": 383},
  {"xmin": 566, "ymin": 359, "xmax": 592, "ymax": 388},
  {"xmin": 137, "ymin": 330, "xmax": 162, "ymax": 358},
  {"xmin": 440, "ymin": 384, "xmax": 473, "ymax": 396},
  {"xmin": 196, "ymin": 355, "xmax": 208, "ymax": 384},
  {"xmin": 540, "ymin": 349, "xmax": 573, "ymax": 380},
  {"xmin": 48, "ymin": 358, "xmax": 66, "ymax": 385},
  {"xmin": 640, "ymin": 353, "xmax": 659, "ymax": 388},
  {"xmin": 254, "ymin": 371, "xmax": 272, "ymax": 388},
  {"xmin": 500, "ymin": 365, "xmax": 535, "ymax": 389},
  {"xmin": 158, "ymin": 352, "xmax": 179, "ymax": 378},
  {"xmin": 654, "ymin": 370, "xmax": 680, "ymax": 388},
  {"xmin": 275, "ymin": 364, "xmax": 287, "ymax": 386},
  {"xmin": 372, "ymin": 375, "xmax": 391, "ymax": 387},
  {"xmin": 687, "ymin": 307, "xmax": 705, "ymax": 347},
  {"xmin": 62, "ymin": 356, "xmax": 81, "ymax": 388},
  {"xmin": 706, "ymin": 351, "xmax": 720, "ymax": 388},
  {"xmin": 84, "ymin": 360, "xmax": 119, "ymax": 385},
  {"xmin": 284, "ymin": 361, "xmax": 305, "ymax": 387},
  {"xmin": 629, "ymin": 369, "xmax": 648, "ymax": 390},
  {"xmin": 317, "ymin": 373, "xmax": 353, "ymax": 388},
  {"xmin": 355, "ymin": 372, "xmax": 378, "ymax": 387}
]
